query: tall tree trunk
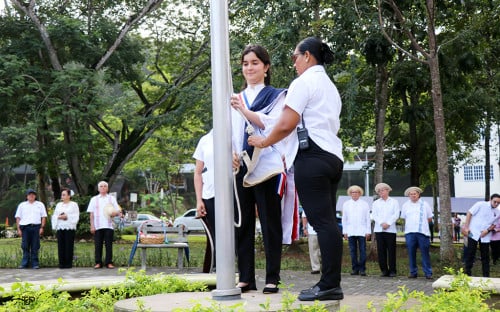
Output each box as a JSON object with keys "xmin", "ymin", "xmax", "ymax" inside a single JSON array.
[
  {"xmin": 484, "ymin": 113, "xmax": 491, "ymax": 200},
  {"xmin": 369, "ymin": 63, "xmax": 389, "ymax": 261},
  {"xmin": 428, "ymin": 55, "xmax": 453, "ymax": 262}
]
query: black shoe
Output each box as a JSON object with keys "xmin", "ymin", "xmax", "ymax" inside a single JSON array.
[
  {"xmin": 425, "ymin": 275, "xmax": 433, "ymax": 280},
  {"xmin": 237, "ymin": 283, "xmax": 257, "ymax": 293},
  {"xmin": 310, "ymin": 270, "xmax": 320, "ymax": 274},
  {"xmin": 32, "ymin": 266, "xmax": 40, "ymax": 269},
  {"xmin": 298, "ymin": 286, "xmax": 344, "ymax": 301},
  {"xmin": 18, "ymin": 265, "xmax": 28, "ymax": 269},
  {"xmin": 350, "ymin": 271, "xmax": 359, "ymax": 275},
  {"xmin": 360, "ymin": 271, "xmax": 367, "ymax": 276},
  {"xmin": 380, "ymin": 272, "xmax": 389, "ymax": 277},
  {"xmin": 389, "ymin": 272, "xmax": 397, "ymax": 277},
  {"xmin": 408, "ymin": 274, "xmax": 417, "ymax": 278},
  {"xmin": 263, "ymin": 285, "xmax": 279, "ymax": 294}
]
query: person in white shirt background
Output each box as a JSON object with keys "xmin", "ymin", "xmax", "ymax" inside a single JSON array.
[
  {"xmin": 342, "ymin": 185, "xmax": 371, "ymax": 276},
  {"xmin": 302, "ymin": 209, "xmax": 321, "ymax": 274},
  {"xmin": 371, "ymin": 182, "xmax": 400, "ymax": 277},
  {"xmin": 400, "ymin": 186, "xmax": 433, "ymax": 279},
  {"xmin": 461, "ymin": 193, "xmax": 500, "ymax": 277},
  {"xmin": 52, "ymin": 188, "xmax": 80, "ymax": 269},
  {"xmin": 87, "ymin": 181, "xmax": 121, "ymax": 269},
  {"xmin": 15, "ymin": 188, "xmax": 47, "ymax": 269},
  {"xmin": 193, "ymin": 129, "xmax": 216, "ymax": 273}
]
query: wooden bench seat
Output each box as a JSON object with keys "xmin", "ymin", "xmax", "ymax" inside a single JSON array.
[{"xmin": 131, "ymin": 221, "xmax": 189, "ymax": 270}]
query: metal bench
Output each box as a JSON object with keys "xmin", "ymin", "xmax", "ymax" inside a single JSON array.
[{"xmin": 129, "ymin": 220, "xmax": 189, "ymax": 270}]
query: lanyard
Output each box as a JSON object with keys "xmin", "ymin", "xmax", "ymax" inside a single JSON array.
[{"xmin": 241, "ymin": 91, "xmax": 251, "ymax": 109}]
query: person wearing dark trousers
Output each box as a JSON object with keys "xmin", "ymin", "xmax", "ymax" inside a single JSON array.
[
  {"xmin": 87, "ymin": 181, "xmax": 121, "ymax": 269},
  {"xmin": 428, "ymin": 219, "xmax": 434, "ymax": 243},
  {"xmin": 371, "ymin": 183, "xmax": 400, "ymax": 277},
  {"xmin": 230, "ymin": 45, "xmax": 288, "ymax": 294},
  {"xmin": 15, "ymin": 189, "xmax": 47, "ymax": 269},
  {"xmin": 342, "ymin": 185, "xmax": 371, "ymax": 276},
  {"xmin": 462, "ymin": 194, "xmax": 500, "ymax": 277},
  {"xmin": 193, "ymin": 129, "xmax": 216, "ymax": 273},
  {"xmin": 52, "ymin": 188, "xmax": 80, "ymax": 269},
  {"xmin": 248, "ymin": 37, "xmax": 345, "ymax": 301},
  {"xmin": 490, "ymin": 216, "xmax": 500, "ymax": 265}
]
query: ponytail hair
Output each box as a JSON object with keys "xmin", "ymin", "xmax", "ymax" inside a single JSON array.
[{"xmin": 297, "ymin": 37, "xmax": 334, "ymax": 65}]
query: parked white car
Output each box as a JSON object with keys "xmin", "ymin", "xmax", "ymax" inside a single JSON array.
[
  {"xmin": 173, "ymin": 209, "xmax": 204, "ymax": 232},
  {"xmin": 130, "ymin": 213, "xmax": 161, "ymax": 228}
]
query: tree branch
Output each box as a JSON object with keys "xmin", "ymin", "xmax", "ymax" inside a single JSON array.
[
  {"xmin": 377, "ymin": 0, "xmax": 429, "ymax": 64},
  {"xmin": 95, "ymin": 0, "xmax": 164, "ymax": 70},
  {"xmin": 11, "ymin": 0, "xmax": 63, "ymax": 70}
]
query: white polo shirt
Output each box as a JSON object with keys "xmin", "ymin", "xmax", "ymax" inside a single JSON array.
[
  {"xmin": 467, "ymin": 201, "xmax": 498, "ymax": 243},
  {"xmin": 371, "ymin": 197, "xmax": 400, "ymax": 233},
  {"xmin": 87, "ymin": 194, "xmax": 119, "ymax": 230},
  {"xmin": 342, "ymin": 198, "xmax": 371, "ymax": 236},
  {"xmin": 401, "ymin": 199, "xmax": 433, "ymax": 236},
  {"xmin": 193, "ymin": 130, "xmax": 215, "ymax": 199},
  {"xmin": 285, "ymin": 65, "xmax": 343, "ymax": 162},
  {"xmin": 15, "ymin": 200, "xmax": 47, "ymax": 225}
]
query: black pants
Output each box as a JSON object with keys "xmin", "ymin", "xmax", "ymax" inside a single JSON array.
[
  {"xmin": 491, "ymin": 240, "xmax": 500, "ymax": 264},
  {"xmin": 202, "ymin": 197, "xmax": 216, "ymax": 272},
  {"xmin": 235, "ymin": 168, "xmax": 282, "ymax": 286},
  {"xmin": 294, "ymin": 139, "xmax": 343, "ymax": 290},
  {"xmin": 375, "ymin": 232, "xmax": 397, "ymax": 275},
  {"xmin": 94, "ymin": 228, "xmax": 114, "ymax": 265},
  {"xmin": 464, "ymin": 237, "xmax": 490, "ymax": 277},
  {"xmin": 20, "ymin": 224, "xmax": 41, "ymax": 268},
  {"xmin": 56, "ymin": 229, "xmax": 76, "ymax": 268}
]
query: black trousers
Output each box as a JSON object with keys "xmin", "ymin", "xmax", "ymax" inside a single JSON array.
[
  {"xmin": 94, "ymin": 228, "xmax": 114, "ymax": 265},
  {"xmin": 235, "ymin": 168, "xmax": 282, "ymax": 286},
  {"xmin": 294, "ymin": 139, "xmax": 343, "ymax": 290},
  {"xmin": 202, "ymin": 197, "xmax": 216, "ymax": 272},
  {"xmin": 464, "ymin": 237, "xmax": 490, "ymax": 277},
  {"xmin": 491, "ymin": 240, "xmax": 500, "ymax": 264},
  {"xmin": 375, "ymin": 232, "xmax": 397, "ymax": 275},
  {"xmin": 56, "ymin": 229, "xmax": 76, "ymax": 268}
]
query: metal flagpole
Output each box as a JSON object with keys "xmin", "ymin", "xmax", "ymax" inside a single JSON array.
[{"xmin": 209, "ymin": 0, "xmax": 240, "ymax": 300}]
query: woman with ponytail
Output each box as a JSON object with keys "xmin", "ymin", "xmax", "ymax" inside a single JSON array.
[{"xmin": 248, "ymin": 37, "xmax": 344, "ymax": 301}]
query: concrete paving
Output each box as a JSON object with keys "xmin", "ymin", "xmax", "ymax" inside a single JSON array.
[{"xmin": 0, "ymin": 267, "xmax": 435, "ymax": 311}]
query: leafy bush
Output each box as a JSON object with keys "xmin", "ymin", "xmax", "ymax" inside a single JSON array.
[
  {"xmin": 367, "ymin": 269, "xmax": 495, "ymax": 312},
  {"xmin": 0, "ymin": 269, "xmax": 207, "ymax": 312}
]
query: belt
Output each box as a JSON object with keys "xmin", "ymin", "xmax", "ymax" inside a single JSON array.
[{"xmin": 23, "ymin": 224, "xmax": 41, "ymax": 227}]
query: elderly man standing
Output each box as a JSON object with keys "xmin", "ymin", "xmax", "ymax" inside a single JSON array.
[
  {"xmin": 371, "ymin": 182, "xmax": 400, "ymax": 277},
  {"xmin": 462, "ymin": 193, "xmax": 500, "ymax": 277},
  {"xmin": 401, "ymin": 186, "xmax": 433, "ymax": 279},
  {"xmin": 342, "ymin": 185, "xmax": 371, "ymax": 276},
  {"xmin": 15, "ymin": 189, "xmax": 47, "ymax": 269},
  {"xmin": 87, "ymin": 181, "xmax": 121, "ymax": 269}
]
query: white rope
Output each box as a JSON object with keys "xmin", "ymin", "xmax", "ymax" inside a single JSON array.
[{"xmin": 232, "ymin": 106, "xmax": 260, "ymax": 228}]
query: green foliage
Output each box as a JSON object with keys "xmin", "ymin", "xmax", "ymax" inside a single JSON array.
[
  {"xmin": 367, "ymin": 269, "xmax": 494, "ymax": 312},
  {"xmin": 0, "ymin": 269, "xmax": 207, "ymax": 312}
]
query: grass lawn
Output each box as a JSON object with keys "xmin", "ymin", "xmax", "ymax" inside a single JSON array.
[{"xmin": 0, "ymin": 234, "xmax": 499, "ymax": 278}]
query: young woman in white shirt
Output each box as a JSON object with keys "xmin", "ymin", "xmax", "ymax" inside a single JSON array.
[{"xmin": 248, "ymin": 36, "xmax": 344, "ymax": 301}]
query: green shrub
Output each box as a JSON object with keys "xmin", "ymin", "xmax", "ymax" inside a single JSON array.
[
  {"xmin": 0, "ymin": 269, "xmax": 207, "ymax": 312},
  {"xmin": 367, "ymin": 269, "xmax": 495, "ymax": 312}
]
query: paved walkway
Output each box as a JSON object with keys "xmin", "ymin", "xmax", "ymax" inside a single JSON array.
[{"xmin": 0, "ymin": 267, "xmax": 435, "ymax": 311}]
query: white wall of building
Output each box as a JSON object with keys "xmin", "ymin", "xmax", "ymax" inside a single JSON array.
[{"xmin": 453, "ymin": 126, "xmax": 500, "ymax": 198}]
